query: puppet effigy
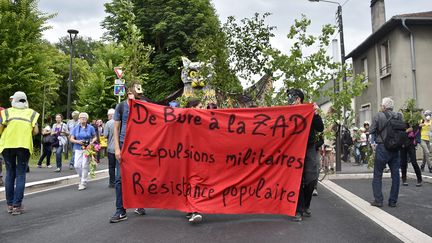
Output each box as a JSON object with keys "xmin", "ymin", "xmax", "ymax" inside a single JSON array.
[{"xmin": 180, "ymin": 57, "xmax": 216, "ymax": 105}]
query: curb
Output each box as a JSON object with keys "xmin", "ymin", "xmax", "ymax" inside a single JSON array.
[
  {"xmin": 0, "ymin": 169, "xmax": 109, "ymax": 200},
  {"xmin": 327, "ymin": 171, "xmax": 432, "ymax": 182}
]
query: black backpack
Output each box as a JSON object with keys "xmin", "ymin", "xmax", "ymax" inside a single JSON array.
[
  {"xmin": 342, "ymin": 129, "xmax": 353, "ymax": 146},
  {"xmin": 379, "ymin": 111, "xmax": 408, "ymax": 151}
]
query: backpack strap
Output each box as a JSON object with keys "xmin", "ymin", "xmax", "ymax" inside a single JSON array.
[{"xmin": 377, "ymin": 111, "xmax": 394, "ymax": 142}]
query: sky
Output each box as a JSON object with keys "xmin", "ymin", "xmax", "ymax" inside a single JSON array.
[{"xmin": 38, "ymin": 0, "xmax": 431, "ymax": 58}]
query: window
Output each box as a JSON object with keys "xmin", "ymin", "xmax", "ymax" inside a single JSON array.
[
  {"xmin": 380, "ymin": 40, "xmax": 391, "ymax": 76},
  {"xmin": 359, "ymin": 103, "xmax": 372, "ymax": 126},
  {"xmin": 361, "ymin": 57, "xmax": 368, "ymax": 82}
]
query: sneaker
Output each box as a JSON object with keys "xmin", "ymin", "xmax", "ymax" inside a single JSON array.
[
  {"xmin": 388, "ymin": 202, "xmax": 397, "ymax": 207},
  {"xmin": 185, "ymin": 212, "xmax": 193, "ymax": 219},
  {"xmin": 69, "ymin": 165, "xmax": 74, "ymax": 170},
  {"xmin": 11, "ymin": 207, "xmax": 23, "ymax": 215},
  {"xmin": 402, "ymin": 182, "xmax": 408, "ymax": 186},
  {"xmin": 189, "ymin": 213, "xmax": 203, "ymax": 223},
  {"xmin": 291, "ymin": 212, "xmax": 303, "ymax": 222},
  {"xmin": 110, "ymin": 211, "xmax": 128, "ymax": 223},
  {"xmin": 7, "ymin": 205, "xmax": 13, "ymax": 214},
  {"xmin": 37, "ymin": 165, "xmax": 42, "ymax": 168},
  {"xmin": 54, "ymin": 168, "xmax": 61, "ymax": 172},
  {"xmin": 312, "ymin": 189, "xmax": 318, "ymax": 196},
  {"xmin": 47, "ymin": 165, "xmax": 53, "ymax": 168},
  {"xmin": 303, "ymin": 208, "xmax": 311, "ymax": 217},
  {"xmin": 78, "ymin": 184, "xmax": 86, "ymax": 191},
  {"xmin": 416, "ymin": 181, "xmax": 422, "ymax": 187},
  {"xmin": 134, "ymin": 208, "xmax": 146, "ymax": 215},
  {"xmin": 370, "ymin": 201, "xmax": 383, "ymax": 207}
]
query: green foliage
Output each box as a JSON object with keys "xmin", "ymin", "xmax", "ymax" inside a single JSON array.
[
  {"xmin": 55, "ymin": 36, "xmax": 102, "ymax": 66},
  {"xmin": 103, "ymin": 0, "xmax": 235, "ymax": 101},
  {"xmin": 117, "ymin": 0, "xmax": 152, "ymax": 87},
  {"xmin": 400, "ymin": 98, "xmax": 423, "ymax": 127},
  {"xmin": 270, "ymin": 15, "xmax": 340, "ymax": 103},
  {"xmin": 222, "ymin": 12, "xmax": 276, "ymax": 84},
  {"xmin": 76, "ymin": 43, "xmax": 125, "ymax": 119},
  {"xmin": 0, "ymin": 0, "xmax": 57, "ymax": 113}
]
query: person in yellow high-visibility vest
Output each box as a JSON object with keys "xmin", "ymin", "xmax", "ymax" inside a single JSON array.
[{"xmin": 0, "ymin": 91, "xmax": 39, "ymax": 215}]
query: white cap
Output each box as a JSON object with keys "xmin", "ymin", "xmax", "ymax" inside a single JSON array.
[{"xmin": 11, "ymin": 91, "xmax": 28, "ymax": 109}]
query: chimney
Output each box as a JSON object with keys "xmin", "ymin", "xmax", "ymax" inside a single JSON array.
[{"xmin": 371, "ymin": 0, "xmax": 386, "ymax": 33}]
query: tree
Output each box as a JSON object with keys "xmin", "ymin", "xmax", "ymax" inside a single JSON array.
[
  {"xmin": 0, "ymin": 0, "xmax": 58, "ymax": 113},
  {"xmin": 103, "ymin": 0, "xmax": 239, "ymax": 101},
  {"xmin": 55, "ymin": 36, "xmax": 102, "ymax": 66},
  {"xmin": 222, "ymin": 12, "xmax": 276, "ymax": 84},
  {"xmin": 76, "ymin": 43, "xmax": 126, "ymax": 119}
]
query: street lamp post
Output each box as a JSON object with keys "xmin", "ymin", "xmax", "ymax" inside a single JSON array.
[
  {"xmin": 67, "ymin": 29, "xmax": 79, "ymax": 121},
  {"xmin": 309, "ymin": 0, "xmax": 346, "ymax": 172}
]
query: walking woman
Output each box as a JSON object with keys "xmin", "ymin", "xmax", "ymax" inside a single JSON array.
[
  {"xmin": 51, "ymin": 114, "xmax": 69, "ymax": 172},
  {"xmin": 37, "ymin": 126, "xmax": 53, "ymax": 168},
  {"xmin": 400, "ymin": 124, "xmax": 423, "ymax": 186},
  {"xmin": 69, "ymin": 112, "xmax": 96, "ymax": 190}
]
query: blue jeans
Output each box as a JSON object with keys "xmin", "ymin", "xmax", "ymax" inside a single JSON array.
[
  {"xmin": 372, "ymin": 144, "xmax": 400, "ymax": 204},
  {"xmin": 54, "ymin": 146, "xmax": 63, "ymax": 169},
  {"xmin": 3, "ymin": 148, "xmax": 30, "ymax": 207},
  {"xmin": 115, "ymin": 142, "xmax": 125, "ymax": 213},
  {"xmin": 69, "ymin": 144, "xmax": 76, "ymax": 166}
]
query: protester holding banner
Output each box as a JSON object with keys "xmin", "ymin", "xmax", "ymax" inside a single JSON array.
[
  {"xmin": 110, "ymin": 82, "xmax": 147, "ymax": 223},
  {"xmin": 184, "ymin": 98, "xmax": 206, "ymax": 224},
  {"xmin": 287, "ymin": 89, "xmax": 324, "ymax": 222}
]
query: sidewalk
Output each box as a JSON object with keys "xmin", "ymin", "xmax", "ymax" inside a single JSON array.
[
  {"xmin": 0, "ymin": 157, "xmax": 110, "ymax": 199},
  {"xmin": 24, "ymin": 157, "xmax": 109, "ymax": 183}
]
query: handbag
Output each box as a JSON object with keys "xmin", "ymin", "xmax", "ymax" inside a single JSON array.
[{"xmin": 51, "ymin": 135, "xmax": 60, "ymax": 147}]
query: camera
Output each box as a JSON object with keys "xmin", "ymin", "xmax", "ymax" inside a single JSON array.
[{"xmin": 82, "ymin": 140, "xmax": 90, "ymax": 147}]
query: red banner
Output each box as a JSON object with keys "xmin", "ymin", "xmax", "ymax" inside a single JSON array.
[{"xmin": 121, "ymin": 100, "xmax": 314, "ymax": 216}]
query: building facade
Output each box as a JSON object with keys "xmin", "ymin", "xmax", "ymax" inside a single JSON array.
[{"xmin": 347, "ymin": 1, "xmax": 432, "ymax": 125}]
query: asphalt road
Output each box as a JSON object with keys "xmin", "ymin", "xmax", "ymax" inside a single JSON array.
[
  {"xmin": 333, "ymin": 177, "xmax": 432, "ymax": 237},
  {"xmin": 0, "ymin": 179, "xmax": 400, "ymax": 243}
]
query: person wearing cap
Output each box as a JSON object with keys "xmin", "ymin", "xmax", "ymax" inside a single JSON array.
[
  {"xmin": 67, "ymin": 111, "xmax": 80, "ymax": 170},
  {"xmin": 0, "ymin": 91, "xmax": 39, "ymax": 215},
  {"xmin": 287, "ymin": 89, "xmax": 324, "ymax": 222},
  {"xmin": 419, "ymin": 112, "xmax": 432, "ymax": 173},
  {"xmin": 103, "ymin": 108, "xmax": 116, "ymax": 188},
  {"xmin": 69, "ymin": 112, "xmax": 97, "ymax": 190},
  {"xmin": 37, "ymin": 125, "xmax": 53, "ymax": 168},
  {"xmin": 110, "ymin": 82, "xmax": 147, "ymax": 223}
]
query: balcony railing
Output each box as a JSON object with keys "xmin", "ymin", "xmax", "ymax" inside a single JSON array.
[{"xmin": 380, "ymin": 64, "xmax": 392, "ymax": 77}]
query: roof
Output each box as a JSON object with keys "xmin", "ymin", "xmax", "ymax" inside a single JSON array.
[{"xmin": 347, "ymin": 11, "xmax": 432, "ymax": 59}]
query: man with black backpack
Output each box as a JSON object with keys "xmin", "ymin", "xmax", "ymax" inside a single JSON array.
[{"xmin": 369, "ymin": 97, "xmax": 406, "ymax": 208}]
